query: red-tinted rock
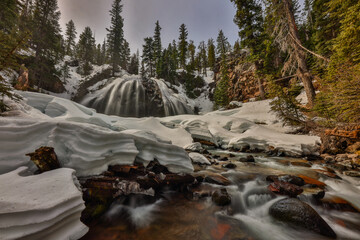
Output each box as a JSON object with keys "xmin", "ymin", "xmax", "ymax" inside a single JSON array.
[{"xmin": 268, "ymin": 181, "xmax": 303, "ymax": 197}]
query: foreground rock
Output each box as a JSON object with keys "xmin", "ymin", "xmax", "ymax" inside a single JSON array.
[
  {"xmin": 26, "ymin": 146, "xmax": 60, "ymax": 173},
  {"xmin": 212, "ymin": 188, "xmax": 231, "ymax": 206},
  {"xmin": 0, "ymin": 167, "xmax": 88, "ymax": 240},
  {"xmin": 80, "ymin": 161, "xmax": 196, "ymax": 223},
  {"xmin": 269, "ymin": 198, "xmax": 337, "ymax": 239}
]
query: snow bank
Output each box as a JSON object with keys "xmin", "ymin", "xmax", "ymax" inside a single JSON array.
[
  {"xmin": 0, "ymin": 117, "xmax": 193, "ymax": 176},
  {"xmin": 160, "ymin": 100, "xmax": 320, "ymax": 156},
  {"xmin": 0, "ymin": 167, "xmax": 88, "ymax": 240},
  {"xmin": 1, "ymin": 91, "xmax": 319, "ymax": 178}
]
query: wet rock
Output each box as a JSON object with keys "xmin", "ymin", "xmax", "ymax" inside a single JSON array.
[
  {"xmin": 269, "ymin": 198, "xmax": 337, "ymax": 239},
  {"xmin": 268, "ymin": 181, "xmax": 303, "ymax": 197},
  {"xmin": 320, "ymin": 195, "xmax": 359, "ymax": 212},
  {"xmin": 266, "ymin": 175, "xmax": 305, "ymax": 186},
  {"xmin": 344, "ymin": 171, "xmax": 360, "ymax": 178},
  {"xmin": 290, "ymin": 161, "xmax": 312, "ymax": 168},
  {"xmin": 146, "ymin": 159, "xmax": 170, "ymax": 174},
  {"xmin": 329, "ymin": 163, "xmax": 349, "ymax": 172},
  {"xmin": 204, "ymin": 174, "xmax": 232, "ymax": 186},
  {"xmin": 222, "ymin": 163, "xmax": 237, "ymax": 169},
  {"xmin": 302, "ymin": 187, "xmax": 325, "ymax": 200},
  {"xmin": 212, "ymin": 188, "xmax": 231, "ymax": 206},
  {"xmin": 109, "ymin": 164, "xmax": 145, "ymax": 177},
  {"xmin": 219, "ymin": 156, "xmax": 229, "ymax": 161},
  {"xmin": 315, "ymin": 169, "xmax": 341, "ymax": 179},
  {"xmin": 239, "ymin": 155, "xmax": 255, "ymax": 162},
  {"xmin": 297, "ymin": 174, "xmax": 326, "ymax": 189},
  {"xmin": 189, "ymin": 184, "xmax": 217, "ymax": 200},
  {"xmin": 26, "ymin": 146, "xmax": 60, "ymax": 173}
]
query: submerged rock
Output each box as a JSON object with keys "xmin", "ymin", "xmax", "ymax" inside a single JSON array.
[
  {"xmin": 26, "ymin": 146, "xmax": 60, "ymax": 173},
  {"xmin": 239, "ymin": 155, "xmax": 255, "ymax": 162},
  {"xmin": 204, "ymin": 174, "xmax": 232, "ymax": 186},
  {"xmin": 212, "ymin": 188, "xmax": 231, "ymax": 206},
  {"xmin": 269, "ymin": 198, "xmax": 337, "ymax": 239},
  {"xmin": 222, "ymin": 163, "xmax": 237, "ymax": 169}
]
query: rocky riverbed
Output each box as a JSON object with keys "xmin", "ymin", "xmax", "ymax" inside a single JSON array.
[{"xmin": 80, "ymin": 147, "xmax": 360, "ymax": 240}]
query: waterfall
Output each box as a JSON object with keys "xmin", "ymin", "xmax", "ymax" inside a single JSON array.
[{"xmin": 81, "ymin": 75, "xmax": 193, "ymax": 117}]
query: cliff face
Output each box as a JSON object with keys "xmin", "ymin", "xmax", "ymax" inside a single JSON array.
[{"xmin": 214, "ymin": 50, "xmax": 266, "ymax": 103}]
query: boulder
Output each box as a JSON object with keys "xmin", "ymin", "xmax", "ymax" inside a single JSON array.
[
  {"xmin": 212, "ymin": 188, "xmax": 231, "ymax": 206},
  {"xmin": 269, "ymin": 198, "xmax": 337, "ymax": 239},
  {"xmin": 26, "ymin": 146, "xmax": 60, "ymax": 172}
]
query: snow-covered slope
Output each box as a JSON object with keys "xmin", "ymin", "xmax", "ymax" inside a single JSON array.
[
  {"xmin": 0, "ymin": 167, "xmax": 88, "ymax": 240},
  {"xmin": 0, "ymin": 91, "xmax": 194, "ymax": 176}
]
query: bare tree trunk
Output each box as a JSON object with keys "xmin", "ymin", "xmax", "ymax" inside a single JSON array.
[{"xmin": 283, "ymin": 0, "xmax": 316, "ymax": 107}]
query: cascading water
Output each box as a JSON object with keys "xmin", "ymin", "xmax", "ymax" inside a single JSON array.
[
  {"xmin": 82, "ymin": 150, "xmax": 360, "ymax": 240},
  {"xmin": 80, "ymin": 75, "xmax": 193, "ymax": 117}
]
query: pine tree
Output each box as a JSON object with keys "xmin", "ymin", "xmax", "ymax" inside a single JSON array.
[
  {"xmin": 233, "ymin": 40, "xmax": 241, "ymax": 55},
  {"xmin": 0, "ymin": 0, "xmax": 19, "ymax": 32},
  {"xmin": 142, "ymin": 37, "xmax": 155, "ymax": 77},
  {"xmin": 64, "ymin": 19, "xmax": 77, "ymax": 57},
  {"xmin": 230, "ymin": 0, "xmax": 264, "ymax": 55},
  {"xmin": 153, "ymin": 20, "xmax": 162, "ymax": 77},
  {"xmin": 101, "ymin": 39, "xmax": 107, "ymax": 64},
  {"xmin": 95, "ymin": 43, "xmax": 102, "ymax": 65},
  {"xmin": 216, "ymin": 30, "xmax": 230, "ymax": 61},
  {"xmin": 30, "ymin": 0, "xmax": 63, "ymax": 90},
  {"xmin": 128, "ymin": 53, "xmax": 139, "ymax": 75},
  {"xmin": 265, "ymin": 0, "xmax": 317, "ymax": 107},
  {"xmin": 171, "ymin": 40, "xmax": 179, "ymax": 69},
  {"xmin": 187, "ymin": 40, "xmax": 196, "ymax": 71},
  {"xmin": 78, "ymin": 26, "xmax": 95, "ymax": 75},
  {"xmin": 207, "ymin": 38, "xmax": 216, "ymax": 71},
  {"xmin": 178, "ymin": 24, "xmax": 188, "ymax": 69},
  {"xmin": 121, "ymin": 39, "xmax": 131, "ymax": 70},
  {"xmin": 107, "ymin": 0, "xmax": 125, "ymax": 75},
  {"xmin": 0, "ymin": 0, "xmax": 29, "ymax": 111},
  {"xmin": 198, "ymin": 41, "xmax": 208, "ymax": 76}
]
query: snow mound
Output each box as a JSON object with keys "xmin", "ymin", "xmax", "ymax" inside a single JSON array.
[
  {"xmin": 189, "ymin": 152, "xmax": 211, "ymax": 165},
  {"xmin": 0, "ymin": 117, "xmax": 193, "ymax": 176},
  {"xmin": 161, "ymin": 99, "xmax": 320, "ymax": 157},
  {"xmin": 0, "ymin": 167, "xmax": 88, "ymax": 240}
]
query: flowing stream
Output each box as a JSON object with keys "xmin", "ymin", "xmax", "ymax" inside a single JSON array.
[{"xmin": 81, "ymin": 150, "xmax": 360, "ymax": 240}]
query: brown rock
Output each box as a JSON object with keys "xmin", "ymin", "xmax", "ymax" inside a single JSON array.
[
  {"xmin": 26, "ymin": 146, "xmax": 60, "ymax": 172},
  {"xmin": 204, "ymin": 174, "xmax": 232, "ymax": 186},
  {"xmin": 297, "ymin": 174, "xmax": 326, "ymax": 189},
  {"xmin": 268, "ymin": 181, "xmax": 303, "ymax": 197},
  {"xmin": 212, "ymin": 188, "xmax": 231, "ymax": 206}
]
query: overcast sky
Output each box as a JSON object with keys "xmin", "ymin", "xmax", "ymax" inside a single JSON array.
[{"xmin": 58, "ymin": 0, "xmax": 239, "ymax": 54}]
